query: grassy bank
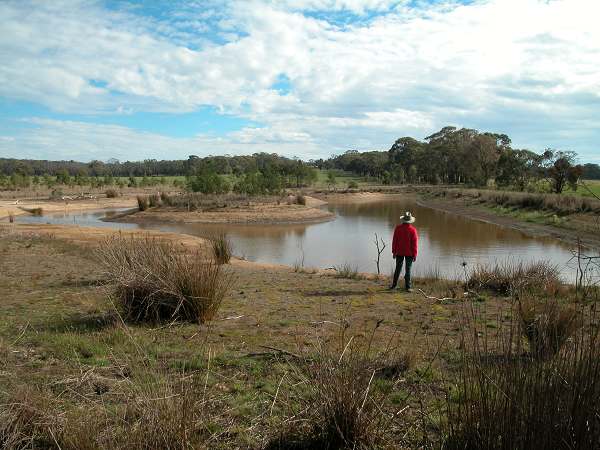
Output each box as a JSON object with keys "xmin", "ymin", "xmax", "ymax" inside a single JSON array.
[{"xmin": 1, "ymin": 226, "xmax": 598, "ymax": 448}]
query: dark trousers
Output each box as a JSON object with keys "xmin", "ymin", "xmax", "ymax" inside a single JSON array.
[{"xmin": 391, "ymin": 256, "xmax": 413, "ymax": 290}]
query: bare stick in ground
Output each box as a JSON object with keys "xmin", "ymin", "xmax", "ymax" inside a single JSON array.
[{"xmin": 373, "ymin": 233, "xmax": 386, "ymax": 275}]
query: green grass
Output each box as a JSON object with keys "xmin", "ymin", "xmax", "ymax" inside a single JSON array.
[
  {"xmin": 314, "ymin": 169, "xmax": 379, "ymax": 189},
  {"xmin": 565, "ymin": 179, "xmax": 600, "ymax": 198}
]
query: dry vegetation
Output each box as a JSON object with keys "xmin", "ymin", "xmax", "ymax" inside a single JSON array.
[
  {"xmin": 0, "ymin": 228, "xmax": 599, "ymax": 449},
  {"xmin": 95, "ymin": 235, "xmax": 232, "ymax": 323}
]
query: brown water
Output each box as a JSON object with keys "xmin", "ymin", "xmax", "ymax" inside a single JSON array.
[{"xmin": 17, "ymin": 197, "xmax": 581, "ymax": 281}]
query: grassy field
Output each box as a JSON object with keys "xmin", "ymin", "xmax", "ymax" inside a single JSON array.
[{"xmin": 1, "ymin": 225, "xmax": 597, "ymax": 448}]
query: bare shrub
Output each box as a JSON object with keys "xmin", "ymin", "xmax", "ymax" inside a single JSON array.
[
  {"xmin": 518, "ymin": 298, "xmax": 579, "ymax": 359},
  {"xmin": 136, "ymin": 195, "xmax": 149, "ymax": 211},
  {"xmin": 211, "ymin": 231, "xmax": 232, "ymax": 264},
  {"xmin": 96, "ymin": 235, "xmax": 231, "ymax": 323},
  {"xmin": 445, "ymin": 306, "xmax": 600, "ymax": 450},
  {"xmin": 105, "ymin": 189, "xmax": 119, "ymax": 198},
  {"xmin": 467, "ymin": 261, "xmax": 561, "ymax": 296}
]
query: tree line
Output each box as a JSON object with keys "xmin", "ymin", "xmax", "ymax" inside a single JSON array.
[
  {"xmin": 318, "ymin": 126, "xmax": 598, "ymax": 193},
  {"xmin": 1, "ymin": 126, "xmax": 598, "ymax": 194}
]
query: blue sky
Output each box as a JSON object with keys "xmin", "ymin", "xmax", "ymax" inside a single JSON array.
[{"xmin": 0, "ymin": 0, "xmax": 599, "ymax": 163}]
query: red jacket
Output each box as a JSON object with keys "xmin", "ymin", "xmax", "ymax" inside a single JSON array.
[{"xmin": 392, "ymin": 224, "xmax": 418, "ymax": 258}]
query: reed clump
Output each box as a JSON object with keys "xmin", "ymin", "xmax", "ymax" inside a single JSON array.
[
  {"xmin": 270, "ymin": 332, "xmax": 401, "ymax": 450},
  {"xmin": 296, "ymin": 194, "xmax": 307, "ymax": 205},
  {"xmin": 518, "ymin": 298, "xmax": 579, "ymax": 359},
  {"xmin": 445, "ymin": 305, "xmax": 599, "ymax": 450},
  {"xmin": 467, "ymin": 261, "xmax": 561, "ymax": 296},
  {"xmin": 333, "ymin": 263, "xmax": 361, "ymax": 280},
  {"xmin": 211, "ymin": 231, "xmax": 232, "ymax": 264},
  {"xmin": 148, "ymin": 193, "xmax": 160, "ymax": 208},
  {"xmin": 96, "ymin": 235, "xmax": 231, "ymax": 323},
  {"xmin": 136, "ymin": 195, "xmax": 149, "ymax": 211}
]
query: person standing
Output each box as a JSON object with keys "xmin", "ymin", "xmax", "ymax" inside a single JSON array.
[{"xmin": 390, "ymin": 211, "xmax": 418, "ymax": 292}]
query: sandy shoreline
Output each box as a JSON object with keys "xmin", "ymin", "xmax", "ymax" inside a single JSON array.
[{"xmin": 0, "ymin": 197, "xmax": 137, "ymax": 220}]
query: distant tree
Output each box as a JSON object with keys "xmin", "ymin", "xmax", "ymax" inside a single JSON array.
[
  {"xmin": 545, "ymin": 150, "xmax": 583, "ymax": 193},
  {"xmin": 582, "ymin": 163, "xmax": 600, "ymax": 180}
]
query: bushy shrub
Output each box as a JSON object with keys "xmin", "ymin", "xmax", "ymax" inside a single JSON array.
[
  {"xmin": 136, "ymin": 195, "xmax": 149, "ymax": 211},
  {"xmin": 467, "ymin": 261, "xmax": 561, "ymax": 296},
  {"xmin": 105, "ymin": 189, "xmax": 119, "ymax": 198},
  {"xmin": 347, "ymin": 181, "xmax": 359, "ymax": 189},
  {"xmin": 296, "ymin": 194, "xmax": 307, "ymax": 205},
  {"xmin": 96, "ymin": 236, "xmax": 231, "ymax": 323}
]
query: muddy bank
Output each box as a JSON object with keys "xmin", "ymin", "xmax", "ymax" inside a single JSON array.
[
  {"xmin": 0, "ymin": 197, "xmax": 137, "ymax": 220},
  {"xmin": 417, "ymin": 197, "xmax": 600, "ymax": 251},
  {"xmin": 110, "ymin": 196, "xmax": 334, "ymax": 225}
]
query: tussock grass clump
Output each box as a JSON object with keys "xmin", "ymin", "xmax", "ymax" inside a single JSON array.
[
  {"xmin": 105, "ymin": 189, "xmax": 119, "ymax": 198},
  {"xmin": 333, "ymin": 263, "xmax": 361, "ymax": 279},
  {"xmin": 271, "ymin": 334, "xmax": 402, "ymax": 450},
  {"xmin": 160, "ymin": 191, "xmax": 174, "ymax": 206},
  {"xmin": 211, "ymin": 231, "xmax": 232, "ymax": 264},
  {"xmin": 446, "ymin": 308, "xmax": 600, "ymax": 450},
  {"xmin": 136, "ymin": 195, "xmax": 149, "ymax": 211},
  {"xmin": 296, "ymin": 194, "xmax": 306, "ymax": 205},
  {"xmin": 96, "ymin": 236, "xmax": 231, "ymax": 323},
  {"xmin": 148, "ymin": 193, "xmax": 160, "ymax": 207},
  {"xmin": 467, "ymin": 261, "xmax": 561, "ymax": 296},
  {"xmin": 518, "ymin": 298, "xmax": 579, "ymax": 359}
]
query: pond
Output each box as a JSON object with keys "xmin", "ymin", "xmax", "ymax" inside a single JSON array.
[{"xmin": 16, "ymin": 196, "xmax": 580, "ymax": 281}]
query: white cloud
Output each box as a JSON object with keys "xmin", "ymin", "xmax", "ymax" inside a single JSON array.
[{"xmin": 0, "ymin": 0, "xmax": 599, "ymax": 161}]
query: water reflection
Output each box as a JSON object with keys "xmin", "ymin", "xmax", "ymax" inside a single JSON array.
[{"xmin": 15, "ymin": 196, "xmax": 581, "ymax": 281}]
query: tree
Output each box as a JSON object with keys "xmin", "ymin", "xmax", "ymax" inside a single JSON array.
[{"xmin": 545, "ymin": 150, "xmax": 583, "ymax": 194}]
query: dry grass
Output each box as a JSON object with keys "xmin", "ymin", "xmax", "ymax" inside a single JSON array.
[
  {"xmin": 211, "ymin": 231, "xmax": 232, "ymax": 264},
  {"xmin": 518, "ymin": 298, "xmax": 579, "ymax": 359},
  {"xmin": 148, "ymin": 193, "xmax": 160, "ymax": 208},
  {"xmin": 429, "ymin": 188, "xmax": 600, "ymax": 215},
  {"xmin": 445, "ymin": 304, "xmax": 600, "ymax": 450},
  {"xmin": 136, "ymin": 195, "xmax": 149, "ymax": 211},
  {"xmin": 467, "ymin": 261, "xmax": 561, "ymax": 296},
  {"xmin": 95, "ymin": 235, "xmax": 231, "ymax": 323},
  {"xmin": 333, "ymin": 263, "xmax": 361, "ymax": 280},
  {"xmin": 269, "ymin": 329, "xmax": 406, "ymax": 449}
]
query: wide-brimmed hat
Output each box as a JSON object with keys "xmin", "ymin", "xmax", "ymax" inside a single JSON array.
[{"xmin": 400, "ymin": 211, "xmax": 415, "ymax": 223}]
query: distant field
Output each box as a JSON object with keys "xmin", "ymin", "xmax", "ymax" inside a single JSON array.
[
  {"xmin": 314, "ymin": 169, "xmax": 379, "ymax": 188},
  {"xmin": 564, "ymin": 179, "xmax": 600, "ymax": 198}
]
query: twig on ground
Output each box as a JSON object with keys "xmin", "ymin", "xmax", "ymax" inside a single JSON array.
[{"xmin": 417, "ymin": 288, "xmax": 454, "ymax": 303}]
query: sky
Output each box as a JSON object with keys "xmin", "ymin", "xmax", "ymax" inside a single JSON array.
[{"xmin": 0, "ymin": 0, "xmax": 599, "ymax": 163}]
